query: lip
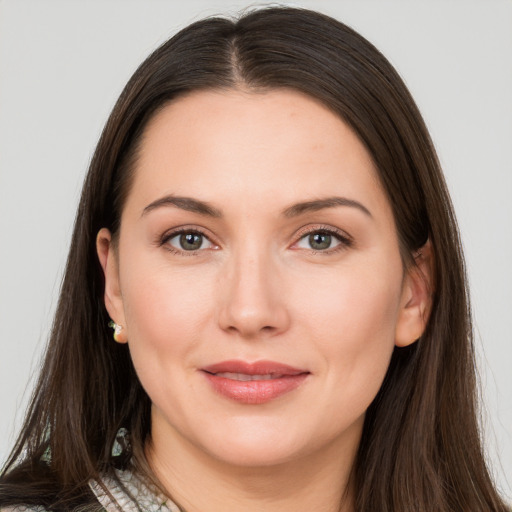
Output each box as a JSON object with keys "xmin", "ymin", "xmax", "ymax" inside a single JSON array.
[{"xmin": 201, "ymin": 360, "xmax": 310, "ymax": 405}]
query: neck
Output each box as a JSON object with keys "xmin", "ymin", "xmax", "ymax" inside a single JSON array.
[{"xmin": 146, "ymin": 415, "xmax": 360, "ymax": 512}]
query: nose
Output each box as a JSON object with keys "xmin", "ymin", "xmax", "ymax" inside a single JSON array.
[{"xmin": 216, "ymin": 246, "xmax": 290, "ymax": 339}]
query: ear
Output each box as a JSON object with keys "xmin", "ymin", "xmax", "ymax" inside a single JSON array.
[
  {"xmin": 96, "ymin": 228, "xmax": 128, "ymax": 343},
  {"xmin": 395, "ymin": 240, "xmax": 434, "ymax": 347}
]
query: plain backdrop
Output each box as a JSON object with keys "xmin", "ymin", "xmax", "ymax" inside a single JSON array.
[{"xmin": 0, "ymin": 0, "xmax": 511, "ymax": 500}]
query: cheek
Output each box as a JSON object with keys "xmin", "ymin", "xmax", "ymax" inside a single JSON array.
[
  {"xmin": 298, "ymin": 255, "xmax": 402, "ymax": 339},
  {"xmin": 118, "ymin": 260, "xmax": 221, "ymax": 429},
  {"xmin": 298, "ymin": 259, "xmax": 403, "ymax": 402},
  {"xmin": 119, "ymin": 254, "xmax": 215, "ymax": 377}
]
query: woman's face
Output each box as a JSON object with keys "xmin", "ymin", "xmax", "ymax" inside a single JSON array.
[{"xmin": 99, "ymin": 89, "xmax": 427, "ymax": 468}]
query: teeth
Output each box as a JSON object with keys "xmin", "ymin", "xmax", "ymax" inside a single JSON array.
[{"xmin": 215, "ymin": 372, "xmax": 283, "ymax": 381}]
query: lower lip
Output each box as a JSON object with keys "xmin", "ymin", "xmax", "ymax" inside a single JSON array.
[{"xmin": 202, "ymin": 372, "xmax": 309, "ymax": 404}]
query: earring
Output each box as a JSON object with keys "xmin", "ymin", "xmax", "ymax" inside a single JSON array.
[{"xmin": 108, "ymin": 320, "xmax": 124, "ymax": 342}]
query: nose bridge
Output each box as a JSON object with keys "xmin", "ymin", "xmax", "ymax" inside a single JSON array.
[{"xmin": 217, "ymin": 237, "xmax": 288, "ymax": 337}]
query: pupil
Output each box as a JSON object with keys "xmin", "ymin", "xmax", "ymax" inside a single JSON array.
[
  {"xmin": 309, "ymin": 233, "xmax": 331, "ymax": 250},
  {"xmin": 180, "ymin": 233, "xmax": 202, "ymax": 250}
]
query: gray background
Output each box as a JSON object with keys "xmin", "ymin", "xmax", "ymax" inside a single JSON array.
[{"xmin": 0, "ymin": 0, "xmax": 510, "ymax": 500}]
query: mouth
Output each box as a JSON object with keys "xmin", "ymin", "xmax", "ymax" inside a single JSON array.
[
  {"xmin": 212, "ymin": 372, "xmax": 291, "ymax": 381},
  {"xmin": 200, "ymin": 360, "xmax": 310, "ymax": 404}
]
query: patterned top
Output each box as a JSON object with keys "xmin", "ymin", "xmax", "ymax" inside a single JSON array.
[
  {"xmin": 1, "ymin": 469, "xmax": 181, "ymax": 512},
  {"xmin": 89, "ymin": 469, "xmax": 181, "ymax": 512}
]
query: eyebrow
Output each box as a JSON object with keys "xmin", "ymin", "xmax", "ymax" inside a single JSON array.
[
  {"xmin": 142, "ymin": 195, "xmax": 222, "ymax": 218},
  {"xmin": 282, "ymin": 197, "xmax": 372, "ymax": 218},
  {"xmin": 141, "ymin": 194, "xmax": 371, "ymax": 219}
]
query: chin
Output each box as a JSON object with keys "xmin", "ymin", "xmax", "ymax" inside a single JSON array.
[
  {"xmin": 206, "ymin": 439, "xmax": 304, "ymax": 468},
  {"xmin": 192, "ymin": 417, "xmax": 330, "ymax": 469}
]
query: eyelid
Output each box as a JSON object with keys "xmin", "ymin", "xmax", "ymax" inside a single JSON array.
[
  {"xmin": 159, "ymin": 225, "xmax": 220, "ymax": 253},
  {"xmin": 157, "ymin": 223, "xmax": 352, "ymax": 255},
  {"xmin": 291, "ymin": 224, "xmax": 354, "ymax": 251}
]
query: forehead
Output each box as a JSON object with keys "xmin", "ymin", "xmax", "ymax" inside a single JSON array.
[{"xmin": 125, "ymin": 88, "xmax": 390, "ymax": 222}]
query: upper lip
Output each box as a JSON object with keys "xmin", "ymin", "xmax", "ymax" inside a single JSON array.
[{"xmin": 201, "ymin": 359, "xmax": 309, "ymax": 377}]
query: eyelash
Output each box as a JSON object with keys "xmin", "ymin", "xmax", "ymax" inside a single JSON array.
[
  {"xmin": 293, "ymin": 225, "xmax": 353, "ymax": 255},
  {"xmin": 159, "ymin": 225, "xmax": 353, "ymax": 256},
  {"xmin": 160, "ymin": 227, "xmax": 216, "ymax": 256}
]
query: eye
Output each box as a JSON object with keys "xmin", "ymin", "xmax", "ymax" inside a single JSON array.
[
  {"xmin": 294, "ymin": 228, "xmax": 351, "ymax": 252},
  {"xmin": 166, "ymin": 231, "xmax": 214, "ymax": 252},
  {"xmin": 296, "ymin": 231, "xmax": 340, "ymax": 251}
]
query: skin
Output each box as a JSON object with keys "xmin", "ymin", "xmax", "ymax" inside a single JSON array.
[{"xmin": 97, "ymin": 89, "xmax": 432, "ymax": 512}]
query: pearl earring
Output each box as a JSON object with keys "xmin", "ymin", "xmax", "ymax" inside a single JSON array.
[{"xmin": 108, "ymin": 320, "xmax": 124, "ymax": 342}]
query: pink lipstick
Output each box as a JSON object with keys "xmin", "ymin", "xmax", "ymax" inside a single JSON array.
[{"xmin": 201, "ymin": 360, "xmax": 309, "ymax": 404}]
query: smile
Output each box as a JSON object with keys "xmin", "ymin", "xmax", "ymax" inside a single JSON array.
[
  {"xmin": 214, "ymin": 372, "xmax": 290, "ymax": 381},
  {"xmin": 201, "ymin": 360, "xmax": 310, "ymax": 404}
]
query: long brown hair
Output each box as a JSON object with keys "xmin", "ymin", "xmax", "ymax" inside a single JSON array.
[{"xmin": 0, "ymin": 7, "xmax": 507, "ymax": 511}]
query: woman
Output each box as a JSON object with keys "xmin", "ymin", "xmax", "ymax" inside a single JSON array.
[{"xmin": 0, "ymin": 6, "xmax": 507, "ymax": 511}]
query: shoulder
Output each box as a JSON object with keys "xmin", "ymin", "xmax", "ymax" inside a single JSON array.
[
  {"xmin": 0, "ymin": 499, "xmax": 104, "ymax": 511},
  {"xmin": 1, "ymin": 505, "xmax": 104, "ymax": 512},
  {"xmin": 1, "ymin": 507, "xmax": 49, "ymax": 511}
]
